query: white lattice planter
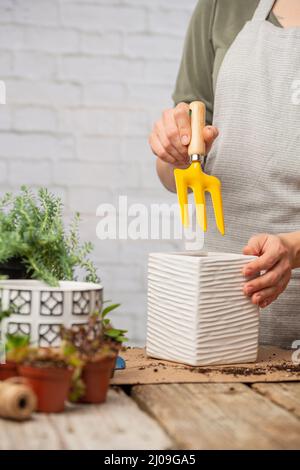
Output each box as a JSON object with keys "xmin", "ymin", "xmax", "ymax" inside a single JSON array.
[
  {"xmin": 146, "ymin": 252, "xmax": 259, "ymax": 366},
  {"xmin": 0, "ymin": 280, "xmax": 103, "ymax": 347}
]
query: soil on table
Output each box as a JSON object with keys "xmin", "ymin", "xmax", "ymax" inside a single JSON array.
[
  {"xmin": 137, "ymin": 360, "xmax": 300, "ymax": 377},
  {"xmin": 112, "ymin": 347, "xmax": 300, "ymax": 385},
  {"xmin": 187, "ymin": 362, "xmax": 300, "ymax": 377}
]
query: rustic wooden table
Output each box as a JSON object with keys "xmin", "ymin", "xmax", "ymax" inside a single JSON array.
[{"xmin": 0, "ymin": 381, "xmax": 300, "ymax": 450}]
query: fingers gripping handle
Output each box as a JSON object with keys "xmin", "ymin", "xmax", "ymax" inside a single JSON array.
[{"xmin": 188, "ymin": 101, "xmax": 206, "ymax": 157}]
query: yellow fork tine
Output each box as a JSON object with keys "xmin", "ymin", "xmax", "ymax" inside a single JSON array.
[
  {"xmin": 174, "ymin": 169, "xmax": 189, "ymax": 227},
  {"xmin": 191, "ymin": 182, "xmax": 207, "ymax": 232},
  {"xmin": 205, "ymin": 174, "xmax": 225, "ymax": 235}
]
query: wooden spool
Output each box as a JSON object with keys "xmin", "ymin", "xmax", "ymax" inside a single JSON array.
[{"xmin": 0, "ymin": 377, "xmax": 36, "ymax": 420}]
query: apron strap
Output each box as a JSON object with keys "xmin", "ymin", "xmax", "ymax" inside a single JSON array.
[{"xmin": 253, "ymin": 0, "xmax": 276, "ymax": 21}]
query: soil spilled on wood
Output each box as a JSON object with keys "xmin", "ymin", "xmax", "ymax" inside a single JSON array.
[
  {"xmin": 137, "ymin": 359, "xmax": 300, "ymax": 377},
  {"xmin": 123, "ymin": 347, "xmax": 300, "ymax": 380},
  {"xmin": 186, "ymin": 361, "xmax": 300, "ymax": 377}
]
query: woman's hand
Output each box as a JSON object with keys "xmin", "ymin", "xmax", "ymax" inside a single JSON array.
[
  {"xmin": 149, "ymin": 102, "xmax": 218, "ymax": 168},
  {"xmin": 242, "ymin": 233, "xmax": 293, "ymax": 308}
]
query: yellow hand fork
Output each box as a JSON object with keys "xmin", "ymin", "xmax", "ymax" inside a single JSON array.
[{"xmin": 174, "ymin": 101, "xmax": 225, "ymax": 235}]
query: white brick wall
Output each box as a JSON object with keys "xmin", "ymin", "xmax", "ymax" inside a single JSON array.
[{"xmin": 0, "ymin": 0, "xmax": 197, "ymax": 345}]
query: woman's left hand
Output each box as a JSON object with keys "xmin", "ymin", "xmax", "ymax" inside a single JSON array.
[{"xmin": 242, "ymin": 233, "xmax": 293, "ymax": 308}]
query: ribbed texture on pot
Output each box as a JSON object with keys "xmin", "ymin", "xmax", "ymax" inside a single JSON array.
[{"xmin": 146, "ymin": 252, "xmax": 259, "ymax": 366}]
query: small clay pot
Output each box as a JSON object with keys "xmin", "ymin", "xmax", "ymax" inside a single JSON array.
[
  {"xmin": 18, "ymin": 365, "xmax": 73, "ymax": 413},
  {"xmin": 0, "ymin": 362, "xmax": 18, "ymax": 381},
  {"xmin": 80, "ymin": 356, "xmax": 116, "ymax": 404}
]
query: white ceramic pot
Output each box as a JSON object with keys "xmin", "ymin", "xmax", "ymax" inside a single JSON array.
[
  {"xmin": 146, "ymin": 251, "xmax": 259, "ymax": 366},
  {"xmin": 0, "ymin": 280, "xmax": 103, "ymax": 347}
]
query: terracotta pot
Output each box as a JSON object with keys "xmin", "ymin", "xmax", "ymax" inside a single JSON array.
[
  {"xmin": 18, "ymin": 365, "xmax": 72, "ymax": 413},
  {"xmin": 0, "ymin": 361, "xmax": 18, "ymax": 381},
  {"xmin": 80, "ymin": 356, "xmax": 116, "ymax": 404}
]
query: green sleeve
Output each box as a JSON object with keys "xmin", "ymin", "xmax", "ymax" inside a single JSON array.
[
  {"xmin": 172, "ymin": 0, "xmax": 216, "ymax": 125},
  {"xmin": 172, "ymin": 0, "xmax": 281, "ymax": 125}
]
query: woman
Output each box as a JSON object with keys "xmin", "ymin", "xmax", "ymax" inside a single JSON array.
[{"xmin": 149, "ymin": 0, "xmax": 300, "ymax": 348}]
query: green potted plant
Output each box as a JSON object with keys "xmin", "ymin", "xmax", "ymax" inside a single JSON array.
[
  {"xmin": 61, "ymin": 305, "xmax": 127, "ymax": 404},
  {"xmin": 18, "ymin": 347, "xmax": 74, "ymax": 413},
  {"xmin": 0, "ymin": 186, "xmax": 98, "ymax": 285},
  {"xmin": 0, "ymin": 187, "xmax": 103, "ymax": 347},
  {"xmin": 101, "ymin": 302, "xmax": 128, "ymax": 352}
]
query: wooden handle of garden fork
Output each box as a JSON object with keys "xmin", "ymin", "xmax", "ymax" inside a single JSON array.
[{"xmin": 188, "ymin": 101, "xmax": 206, "ymax": 157}]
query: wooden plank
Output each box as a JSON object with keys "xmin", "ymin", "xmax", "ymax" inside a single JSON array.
[
  {"xmin": 252, "ymin": 383, "xmax": 300, "ymax": 419},
  {"xmin": 47, "ymin": 387, "xmax": 172, "ymax": 450},
  {"xmin": 132, "ymin": 383, "xmax": 300, "ymax": 450},
  {"xmin": 0, "ymin": 414, "xmax": 61, "ymax": 450},
  {"xmin": 0, "ymin": 388, "xmax": 172, "ymax": 450},
  {"xmin": 112, "ymin": 346, "xmax": 300, "ymax": 385}
]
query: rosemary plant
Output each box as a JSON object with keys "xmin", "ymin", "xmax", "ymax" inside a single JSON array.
[{"xmin": 0, "ymin": 186, "xmax": 99, "ymax": 286}]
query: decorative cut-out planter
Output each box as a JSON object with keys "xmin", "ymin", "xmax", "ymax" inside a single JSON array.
[
  {"xmin": 0, "ymin": 280, "xmax": 103, "ymax": 347},
  {"xmin": 146, "ymin": 252, "xmax": 259, "ymax": 366}
]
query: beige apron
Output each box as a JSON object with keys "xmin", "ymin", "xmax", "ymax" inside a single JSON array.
[{"xmin": 204, "ymin": 0, "xmax": 300, "ymax": 348}]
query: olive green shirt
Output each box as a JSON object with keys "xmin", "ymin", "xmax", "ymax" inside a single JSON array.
[{"xmin": 172, "ymin": 0, "xmax": 281, "ymax": 124}]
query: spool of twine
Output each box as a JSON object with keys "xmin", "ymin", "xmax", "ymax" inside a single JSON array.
[{"xmin": 0, "ymin": 377, "xmax": 36, "ymax": 420}]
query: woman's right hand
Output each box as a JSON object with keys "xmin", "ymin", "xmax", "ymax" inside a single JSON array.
[{"xmin": 149, "ymin": 102, "xmax": 219, "ymax": 168}]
